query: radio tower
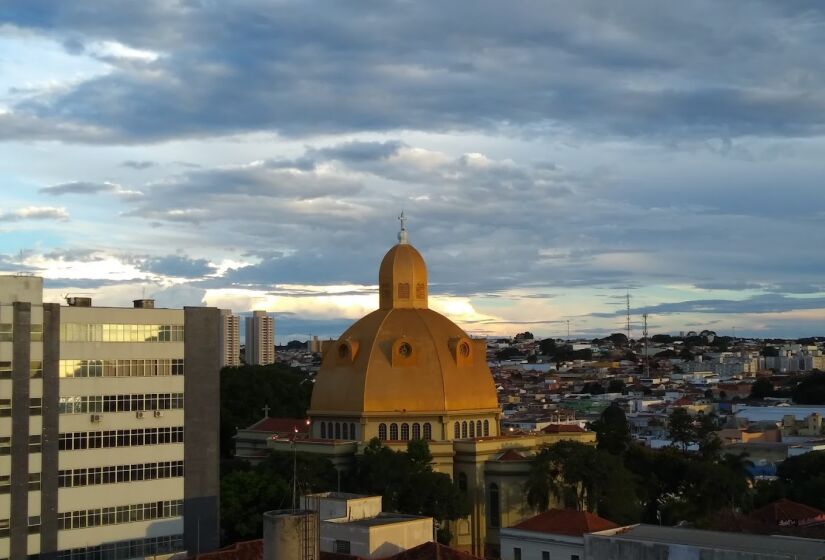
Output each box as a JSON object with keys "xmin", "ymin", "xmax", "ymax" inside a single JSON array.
[
  {"xmin": 643, "ymin": 313, "xmax": 650, "ymax": 377},
  {"xmin": 625, "ymin": 291, "xmax": 632, "ymax": 341}
]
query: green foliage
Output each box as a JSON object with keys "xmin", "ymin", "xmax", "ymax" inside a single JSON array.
[
  {"xmin": 525, "ymin": 441, "xmax": 642, "ymax": 523},
  {"xmin": 285, "ymin": 339, "xmax": 305, "ymax": 349},
  {"xmin": 538, "ymin": 338, "xmax": 557, "ymax": 355},
  {"xmin": 667, "ymin": 408, "xmax": 695, "ymax": 452},
  {"xmin": 792, "ymin": 372, "xmax": 825, "ymax": 404},
  {"xmin": 590, "ymin": 404, "xmax": 631, "ymax": 456},
  {"xmin": 750, "ymin": 377, "xmax": 774, "ymax": 400},
  {"xmin": 651, "ymin": 334, "xmax": 673, "ymax": 343},
  {"xmin": 220, "ymin": 363, "xmax": 312, "ymax": 458},
  {"xmin": 606, "ymin": 333, "xmax": 628, "ymax": 346},
  {"xmin": 582, "ymin": 381, "xmax": 605, "ymax": 395},
  {"xmin": 347, "ymin": 439, "xmax": 469, "ymax": 528},
  {"xmin": 496, "ymin": 347, "xmax": 522, "ymax": 360},
  {"xmin": 552, "ymin": 345, "xmax": 593, "ymax": 362},
  {"xmin": 515, "ymin": 331, "xmax": 535, "ymax": 340},
  {"xmin": 761, "ymin": 346, "xmax": 780, "ymax": 357},
  {"xmin": 607, "ymin": 379, "xmax": 626, "ymax": 394},
  {"xmin": 220, "ymin": 451, "xmax": 337, "ymax": 543}
]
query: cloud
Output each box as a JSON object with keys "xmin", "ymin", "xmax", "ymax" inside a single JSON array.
[
  {"xmin": 135, "ymin": 255, "xmax": 217, "ymax": 278},
  {"xmin": 0, "ymin": 206, "xmax": 69, "ymax": 221},
  {"xmin": 120, "ymin": 160, "xmax": 155, "ymax": 169},
  {"xmin": 3, "ymin": 1, "xmax": 825, "ymax": 143},
  {"xmin": 39, "ymin": 181, "xmax": 143, "ymax": 199}
]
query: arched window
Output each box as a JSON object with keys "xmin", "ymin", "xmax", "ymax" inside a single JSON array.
[
  {"xmin": 469, "ymin": 421, "xmax": 475, "ymax": 438},
  {"xmin": 423, "ymin": 423, "xmax": 432, "ymax": 440},
  {"xmin": 350, "ymin": 423, "xmax": 357, "ymax": 440},
  {"xmin": 477, "ymin": 420, "xmax": 482, "ymax": 437},
  {"xmin": 401, "ymin": 423, "xmax": 410, "ymax": 441},
  {"xmin": 454, "ymin": 422, "xmax": 460, "ymax": 439},
  {"xmin": 342, "ymin": 423, "xmax": 349, "ymax": 439},
  {"xmin": 489, "ymin": 483, "xmax": 500, "ymax": 528},
  {"xmin": 378, "ymin": 423, "xmax": 387, "ymax": 440},
  {"xmin": 390, "ymin": 423, "xmax": 399, "ymax": 440},
  {"xmin": 327, "ymin": 422, "xmax": 333, "ymax": 439},
  {"xmin": 462, "ymin": 421, "xmax": 468, "ymax": 438},
  {"xmin": 458, "ymin": 472, "xmax": 468, "ymax": 493},
  {"xmin": 412, "ymin": 423, "xmax": 421, "ymax": 440},
  {"xmin": 483, "ymin": 419, "xmax": 490, "ymax": 437},
  {"xmin": 335, "ymin": 423, "xmax": 341, "ymax": 439},
  {"xmin": 320, "ymin": 423, "xmax": 327, "ymax": 439}
]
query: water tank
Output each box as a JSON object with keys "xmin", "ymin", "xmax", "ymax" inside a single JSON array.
[
  {"xmin": 133, "ymin": 299, "xmax": 155, "ymax": 309},
  {"xmin": 263, "ymin": 510, "xmax": 319, "ymax": 560},
  {"xmin": 66, "ymin": 297, "xmax": 92, "ymax": 307}
]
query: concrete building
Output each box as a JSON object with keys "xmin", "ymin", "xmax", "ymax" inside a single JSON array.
[
  {"xmin": 220, "ymin": 310, "xmax": 240, "ymax": 367},
  {"xmin": 585, "ymin": 524, "xmax": 825, "ymax": 560},
  {"xmin": 301, "ymin": 492, "xmax": 432, "ymax": 558},
  {"xmin": 0, "ymin": 275, "xmax": 220, "ymax": 560},
  {"xmin": 244, "ymin": 311, "xmax": 274, "ymax": 366}
]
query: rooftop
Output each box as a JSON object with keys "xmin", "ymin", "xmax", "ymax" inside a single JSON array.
[
  {"xmin": 594, "ymin": 524, "xmax": 825, "ymax": 559},
  {"xmin": 749, "ymin": 498, "xmax": 825, "ymax": 526},
  {"xmin": 511, "ymin": 508, "xmax": 618, "ymax": 537},
  {"xmin": 243, "ymin": 417, "xmax": 310, "ymax": 433}
]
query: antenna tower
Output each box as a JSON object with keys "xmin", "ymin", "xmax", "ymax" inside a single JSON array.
[
  {"xmin": 643, "ymin": 313, "xmax": 650, "ymax": 377},
  {"xmin": 626, "ymin": 291, "xmax": 632, "ymax": 341}
]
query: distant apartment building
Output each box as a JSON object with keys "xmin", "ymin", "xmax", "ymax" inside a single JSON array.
[
  {"xmin": 244, "ymin": 310, "xmax": 274, "ymax": 365},
  {"xmin": 220, "ymin": 310, "xmax": 240, "ymax": 367},
  {"xmin": 0, "ymin": 275, "xmax": 220, "ymax": 560}
]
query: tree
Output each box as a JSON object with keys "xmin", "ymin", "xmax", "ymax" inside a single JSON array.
[
  {"xmin": 695, "ymin": 413, "xmax": 722, "ymax": 460},
  {"xmin": 607, "ymin": 379, "xmax": 626, "ymax": 394},
  {"xmin": 761, "ymin": 346, "xmax": 780, "ymax": 357},
  {"xmin": 750, "ymin": 377, "xmax": 774, "ymax": 400},
  {"xmin": 668, "ymin": 408, "xmax": 696, "ymax": 452},
  {"xmin": 538, "ymin": 338, "xmax": 557, "ymax": 355},
  {"xmin": 285, "ymin": 339, "xmax": 305, "ymax": 349},
  {"xmin": 607, "ymin": 333, "xmax": 628, "ymax": 347},
  {"xmin": 651, "ymin": 334, "xmax": 673, "ymax": 343},
  {"xmin": 582, "ymin": 381, "xmax": 605, "ymax": 395},
  {"xmin": 220, "ymin": 363, "xmax": 313, "ymax": 458},
  {"xmin": 496, "ymin": 347, "xmax": 522, "ymax": 360},
  {"xmin": 590, "ymin": 404, "xmax": 631, "ymax": 456},
  {"xmin": 792, "ymin": 372, "xmax": 825, "ymax": 404},
  {"xmin": 515, "ymin": 331, "xmax": 535, "ymax": 340}
]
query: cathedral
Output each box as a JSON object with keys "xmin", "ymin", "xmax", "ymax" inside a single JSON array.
[{"xmin": 271, "ymin": 218, "xmax": 595, "ymax": 556}]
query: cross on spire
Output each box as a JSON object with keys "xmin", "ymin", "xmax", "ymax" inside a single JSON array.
[{"xmin": 397, "ymin": 211, "xmax": 408, "ymax": 244}]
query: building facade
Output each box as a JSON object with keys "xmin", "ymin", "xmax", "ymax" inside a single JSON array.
[
  {"xmin": 0, "ymin": 276, "xmax": 220, "ymax": 560},
  {"xmin": 220, "ymin": 310, "xmax": 240, "ymax": 367},
  {"xmin": 244, "ymin": 311, "xmax": 274, "ymax": 366}
]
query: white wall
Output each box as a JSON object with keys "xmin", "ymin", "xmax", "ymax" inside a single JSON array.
[{"xmin": 500, "ymin": 528, "xmax": 584, "ymax": 560}]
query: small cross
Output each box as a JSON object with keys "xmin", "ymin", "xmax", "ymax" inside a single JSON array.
[
  {"xmin": 262, "ymin": 404, "xmax": 270, "ymax": 417},
  {"xmin": 398, "ymin": 211, "xmax": 407, "ymax": 231}
]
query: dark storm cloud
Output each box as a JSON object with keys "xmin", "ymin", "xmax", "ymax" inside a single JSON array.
[
  {"xmin": 136, "ymin": 255, "xmax": 217, "ymax": 278},
  {"xmin": 592, "ymin": 293, "xmax": 825, "ymax": 317},
  {"xmin": 4, "ymin": 1, "xmax": 825, "ymax": 142},
  {"xmin": 39, "ymin": 181, "xmax": 117, "ymax": 195}
]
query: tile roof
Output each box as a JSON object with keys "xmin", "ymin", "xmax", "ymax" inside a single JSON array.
[
  {"xmin": 541, "ymin": 424, "xmax": 585, "ymax": 433},
  {"xmin": 187, "ymin": 539, "xmax": 262, "ymax": 560},
  {"xmin": 384, "ymin": 541, "xmax": 483, "ymax": 559},
  {"xmin": 749, "ymin": 499, "xmax": 825, "ymax": 526},
  {"xmin": 496, "ymin": 449, "xmax": 528, "ymax": 461},
  {"xmin": 245, "ymin": 417, "xmax": 310, "ymax": 433},
  {"xmin": 511, "ymin": 508, "xmax": 619, "ymax": 537}
]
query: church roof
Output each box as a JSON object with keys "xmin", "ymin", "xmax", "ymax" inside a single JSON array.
[
  {"xmin": 310, "ymin": 236, "xmax": 499, "ymax": 417},
  {"xmin": 244, "ymin": 417, "xmax": 309, "ymax": 433},
  {"xmin": 511, "ymin": 509, "xmax": 619, "ymax": 536},
  {"xmin": 496, "ymin": 449, "xmax": 528, "ymax": 461},
  {"xmin": 541, "ymin": 424, "xmax": 585, "ymax": 434}
]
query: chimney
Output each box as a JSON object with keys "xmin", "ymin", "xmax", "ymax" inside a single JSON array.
[
  {"xmin": 66, "ymin": 297, "xmax": 92, "ymax": 307},
  {"xmin": 133, "ymin": 299, "xmax": 155, "ymax": 309}
]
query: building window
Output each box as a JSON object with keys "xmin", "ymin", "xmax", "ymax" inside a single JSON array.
[
  {"xmin": 477, "ymin": 420, "xmax": 482, "ymax": 436},
  {"xmin": 571, "ymin": 556, "xmax": 580, "ymax": 560},
  {"xmin": 320, "ymin": 423, "xmax": 326, "ymax": 439},
  {"xmin": 29, "ymin": 361, "xmax": 43, "ymax": 379},
  {"xmin": 0, "ymin": 400, "xmax": 10, "ymax": 418},
  {"xmin": 334, "ymin": 540, "xmax": 351, "ymax": 554},
  {"xmin": 412, "ymin": 423, "xmax": 420, "ymax": 440},
  {"xmin": 0, "ymin": 324, "xmax": 11, "ymax": 342},
  {"xmin": 378, "ymin": 423, "xmax": 387, "ymax": 440},
  {"xmin": 327, "ymin": 422, "xmax": 333, "ymax": 439},
  {"xmin": 423, "ymin": 422, "xmax": 432, "ymax": 440},
  {"xmin": 0, "ymin": 361, "xmax": 10, "ymax": 379},
  {"xmin": 59, "ymin": 358, "xmax": 184, "ymax": 378},
  {"xmin": 390, "ymin": 423, "xmax": 398, "ymax": 440},
  {"xmin": 484, "ymin": 419, "xmax": 490, "ymax": 436},
  {"xmin": 469, "ymin": 421, "xmax": 475, "ymax": 438},
  {"xmin": 401, "ymin": 423, "xmax": 410, "ymax": 441},
  {"xmin": 458, "ymin": 472, "xmax": 467, "ymax": 493},
  {"xmin": 489, "ymin": 483, "xmax": 500, "ymax": 528},
  {"xmin": 335, "ymin": 423, "xmax": 341, "ymax": 439},
  {"xmin": 513, "ymin": 547, "xmax": 522, "ymax": 560},
  {"xmin": 30, "ymin": 324, "xmax": 43, "ymax": 342},
  {"xmin": 454, "ymin": 422, "xmax": 460, "ymax": 439},
  {"xmin": 462, "ymin": 421, "xmax": 468, "ymax": 438},
  {"xmin": 342, "ymin": 423, "xmax": 349, "ymax": 439},
  {"xmin": 350, "ymin": 423, "xmax": 356, "ymax": 439},
  {"xmin": 397, "ymin": 283, "xmax": 410, "ymax": 299},
  {"xmin": 542, "ymin": 552, "xmax": 550, "ymax": 560}
]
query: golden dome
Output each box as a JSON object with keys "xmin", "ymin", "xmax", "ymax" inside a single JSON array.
[{"xmin": 309, "ymin": 230, "xmax": 499, "ymax": 418}]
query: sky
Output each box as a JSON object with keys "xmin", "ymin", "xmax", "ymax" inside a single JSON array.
[{"xmin": 2, "ymin": 1, "xmax": 825, "ymax": 342}]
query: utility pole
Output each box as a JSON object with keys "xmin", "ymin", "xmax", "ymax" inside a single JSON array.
[
  {"xmin": 566, "ymin": 319, "xmax": 570, "ymax": 341},
  {"xmin": 643, "ymin": 313, "xmax": 650, "ymax": 377}
]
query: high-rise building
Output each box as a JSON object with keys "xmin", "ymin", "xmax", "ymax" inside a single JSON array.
[
  {"xmin": 244, "ymin": 311, "xmax": 274, "ymax": 366},
  {"xmin": 220, "ymin": 310, "xmax": 240, "ymax": 367},
  {"xmin": 0, "ymin": 276, "xmax": 220, "ymax": 560}
]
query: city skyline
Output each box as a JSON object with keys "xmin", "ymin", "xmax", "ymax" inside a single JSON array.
[{"xmin": 3, "ymin": 2, "xmax": 825, "ymax": 340}]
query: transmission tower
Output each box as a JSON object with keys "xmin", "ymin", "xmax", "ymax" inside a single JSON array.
[{"xmin": 626, "ymin": 291, "xmax": 632, "ymax": 341}]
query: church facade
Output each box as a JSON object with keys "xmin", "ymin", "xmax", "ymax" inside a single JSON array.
[{"xmin": 271, "ymin": 220, "xmax": 595, "ymax": 556}]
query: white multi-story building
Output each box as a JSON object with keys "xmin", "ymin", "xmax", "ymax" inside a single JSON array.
[
  {"xmin": 220, "ymin": 310, "xmax": 240, "ymax": 367},
  {"xmin": 244, "ymin": 310, "xmax": 274, "ymax": 365},
  {"xmin": 0, "ymin": 276, "xmax": 220, "ymax": 560}
]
